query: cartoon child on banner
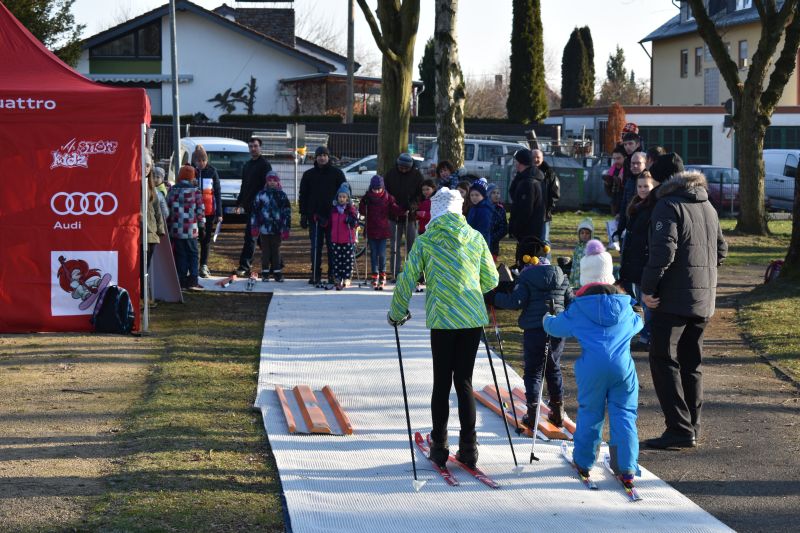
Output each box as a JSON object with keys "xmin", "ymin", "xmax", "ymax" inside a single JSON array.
[{"xmin": 56, "ymin": 255, "xmax": 112, "ymax": 311}]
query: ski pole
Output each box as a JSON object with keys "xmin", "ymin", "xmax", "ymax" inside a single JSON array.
[
  {"xmin": 490, "ymin": 305, "xmax": 522, "ymax": 436},
  {"xmin": 481, "ymin": 329, "xmax": 522, "ymax": 473},
  {"xmin": 311, "ymin": 218, "xmax": 319, "ymax": 287},
  {"xmin": 530, "ymin": 299, "xmax": 556, "ymax": 463},
  {"xmin": 393, "ymin": 324, "xmax": 426, "ymax": 492}
]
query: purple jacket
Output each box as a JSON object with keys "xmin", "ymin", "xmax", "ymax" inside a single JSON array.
[{"xmin": 359, "ymin": 190, "xmax": 404, "ymax": 240}]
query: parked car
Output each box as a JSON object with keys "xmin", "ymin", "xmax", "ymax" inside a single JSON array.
[
  {"xmin": 340, "ymin": 154, "xmax": 424, "ymax": 198},
  {"xmin": 685, "ymin": 165, "xmax": 740, "ymax": 210},
  {"xmin": 421, "ymin": 139, "xmax": 528, "ymax": 179},
  {"xmin": 168, "ymin": 137, "xmax": 252, "ymax": 222},
  {"xmin": 763, "ymin": 149, "xmax": 797, "ymax": 211}
]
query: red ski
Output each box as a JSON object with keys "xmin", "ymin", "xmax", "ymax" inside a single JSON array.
[
  {"xmin": 603, "ymin": 453, "xmax": 642, "ymax": 502},
  {"xmin": 426, "ymin": 434, "xmax": 499, "ymax": 489},
  {"xmin": 414, "ymin": 432, "xmax": 459, "ymax": 486},
  {"xmin": 561, "ymin": 442, "xmax": 598, "ymax": 490}
]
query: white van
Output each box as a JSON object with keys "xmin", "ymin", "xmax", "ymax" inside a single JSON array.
[
  {"xmin": 763, "ymin": 149, "xmax": 797, "ymax": 211},
  {"xmin": 168, "ymin": 137, "xmax": 252, "ymax": 221},
  {"xmin": 421, "ymin": 139, "xmax": 528, "ymax": 178}
]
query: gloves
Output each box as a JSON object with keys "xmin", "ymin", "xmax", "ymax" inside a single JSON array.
[
  {"xmin": 300, "ymin": 214, "xmax": 309, "ymax": 229},
  {"xmin": 250, "ymin": 226, "xmax": 260, "ymax": 238},
  {"xmin": 345, "ymin": 214, "xmax": 358, "ymax": 228},
  {"xmin": 281, "ymin": 230, "xmax": 290, "ymax": 240},
  {"xmin": 387, "ymin": 310, "xmax": 412, "ymax": 327}
]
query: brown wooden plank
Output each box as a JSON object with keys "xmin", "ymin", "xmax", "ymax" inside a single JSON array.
[
  {"xmin": 512, "ymin": 386, "xmax": 576, "ymax": 437},
  {"xmin": 474, "ymin": 386, "xmax": 532, "ymax": 437},
  {"xmin": 275, "ymin": 386, "xmax": 297, "ymax": 434},
  {"xmin": 322, "ymin": 385, "xmax": 353, "ymax": 435},
  {"xmin": 294, "ymin": 385, "xmax": 331, "ymax": 434}
]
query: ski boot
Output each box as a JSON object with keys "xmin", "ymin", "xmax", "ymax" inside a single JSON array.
[
  {"xmin": 428, "ymin": 437, "xmax": 449, "ymax": 468},
  {"xmin": 371, "ymin": 273, "xmax": 379, "ymax": 289},
  {"xmin": 378, "ymin": 272, "xmax": 387, "ymax": 290},
  {"xmin": 260, "ymin": 270, "xmax": 270, "ymax": 282},
  {"xmin": 199, "ymin": 264, "xmax": 210, "ymax": 278},
  {"xmin": 273, "ymin": 270, "xmax": 284, "ymax": 282},
  {"xmin": 335, "ymin": 279, "xmax": 345, "ymax": 291},
  {"xmin": 455, "ymin": 433, "xmax": 478, "ymax": 469},
  {"xmin": 520, "ymin": 402, "xmax": 538, "ymax": 430},
  {"xmin": 547, "ymin": 398, "xmax": 566, "ymax": 427}
]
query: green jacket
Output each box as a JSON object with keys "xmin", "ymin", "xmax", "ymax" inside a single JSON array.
[{"xmin": 389, "ymin": 212, "xmax": 499, "ymax": 329}]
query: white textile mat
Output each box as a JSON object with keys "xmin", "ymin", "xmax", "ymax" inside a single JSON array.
[{"xmin": 254, "ymin": 280, "xmax": 733, "ymax": 533}]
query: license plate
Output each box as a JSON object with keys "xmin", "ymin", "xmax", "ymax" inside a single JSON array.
[{"xmin": 224, "ymin": 206, "xmax": 238, "ymax": 214}]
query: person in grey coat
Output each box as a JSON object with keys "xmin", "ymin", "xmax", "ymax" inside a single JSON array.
[{"xmin": 640, "ymin": 170, "xmax": 727, "ymax": 450}]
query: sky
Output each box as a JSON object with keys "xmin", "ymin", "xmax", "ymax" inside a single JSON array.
[{"xmin": 71, "ymin": 0, "xmax": 680, "ymax": 90}]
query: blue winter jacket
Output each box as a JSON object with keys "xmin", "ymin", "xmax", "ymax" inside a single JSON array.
[
  {"xmin": 494, "ymin": 264, "xmax": 573, "ymax": 330},
  {"xmin": 250, "ymin": 188, "xmax": 291, "ymax": 235},
  {"xmin": 466, "ymin": 198, "xmax": 494, "ymax": 249},
  {"xmin": 543, "ymin": 293, "xmax": 642, "ymax": 367}
]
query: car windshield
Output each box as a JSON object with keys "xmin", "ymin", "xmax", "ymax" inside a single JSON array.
[{"xmin": 207, "ymin": 151, "xmax": 252, "ymax": 180}]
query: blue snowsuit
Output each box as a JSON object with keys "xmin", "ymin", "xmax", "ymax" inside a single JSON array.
[
  {"xmin": 543, "ymin": 289, "xmax": 643, "ymax": 475},
  {"xmin": 466, "ymin": 198, "xmax": 494, "ymax": 249}
]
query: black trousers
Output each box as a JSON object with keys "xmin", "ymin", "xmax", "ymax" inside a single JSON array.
[
  {"xmin": 430, "ymin": 327, "xmax": 481, "ymax": 446},
  {"xmin": 648, "ymin": 311, "xmax": 709, "ymax": 438},
  {"xmin": 259, "ymin": 234, "xmax": 282, "ymax": 273},
  {"xmin": 238, "ymin": 217, "xmax": 258, "ymax": 271},
  {"xmin": 199, "ymin": 217, "xmax": 215, "ymax": 266}
]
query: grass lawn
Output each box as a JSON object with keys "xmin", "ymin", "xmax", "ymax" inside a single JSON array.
[{"xmin": 85, "ymin": 292, "xmax": 284, "ymax": 532}]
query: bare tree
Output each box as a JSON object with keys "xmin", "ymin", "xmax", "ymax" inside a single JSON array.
[
  {"xmin": 435, "ymin": 0, "xmax": 466, "ymax": 168},
  {"xmin": 463, "ymin": 75, "xmax": 508, "ymax": 118},
  {"xmin": 688, "ymin": 0, "xmax": 800, "ymax": 235},
  {"xmin": 356, "ymin": 0, "xmax": 421, "ymax": 175}
]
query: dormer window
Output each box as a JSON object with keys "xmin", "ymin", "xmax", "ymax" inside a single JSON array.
[{"xmin": 90, "ymin": 21, "xmax": 161, "ymax": 59}]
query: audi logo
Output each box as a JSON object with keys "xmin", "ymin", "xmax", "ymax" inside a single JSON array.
[{"xmin": 51, "ymin": 192, "xmax": 118, "ymax": 216}]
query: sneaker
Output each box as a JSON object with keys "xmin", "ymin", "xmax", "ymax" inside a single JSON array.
[
  {"xmin": 235, "ymin": 268, "xmax": 249, "ymax": 277},
  {"xmin": 199, "ymin": 264, "xmax": 210, "ymax": 278},
  {"xmin": 273, "ymin": 271, "xmax": 284, "ymax": 282},
  {"xmin": 188, "ymin": 284, "xmax": 205, "ymax": 292},
  {"xmin": 261, "ymin": 271, "xmax": 270, "ymax": 282}
]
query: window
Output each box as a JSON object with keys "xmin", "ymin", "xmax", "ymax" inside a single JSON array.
[
  {"xmin": 680, "ymin": 49, "xmax": 689, "ymax": 78},
  {"xmin": 362, "ymin": 157, "xmax": 378, "ymax": 171},
  {"xmin": 638, "ymin": 126, "xmax": 713, "ymax": 165},
  {"xmin": 464, "ymin": 143, "xmax": 476, "ymax": 161},
  {"xmin": 91, "ymin": 22, "xmax": 161, "ymax": 59},
  {"xmin": 695, "ymin": 47, "xmax": 703, "ymax": 76},
  {"xmin": 478, "ymin": 144, "xmax": 504, "ymax": 163},
  {"xmin": 738, "ymin": 40, "xmax": 749, "ymax": 69},
  {"xmin": 737, "ymin": 0, "xmax": 753, "ymax": 10},
  {"xmin": 765, "ymin": 126, "xmax": 800, "ymax": 150},
  {"xmin": 784, "ymin": 154, "xmax": 798, "ymax": 177}
]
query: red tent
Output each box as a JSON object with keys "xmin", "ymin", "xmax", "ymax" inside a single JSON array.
[{"xmin": 0, "ymin": 2, "xmax": 150, "ymax": 332}]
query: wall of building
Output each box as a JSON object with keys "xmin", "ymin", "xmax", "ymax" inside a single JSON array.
[{"xmin": 651, "ymin": 22, "xmax": 799, "ymax": 106}]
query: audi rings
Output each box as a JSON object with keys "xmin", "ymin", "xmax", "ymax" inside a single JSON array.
[{"xmin": 51, "ymin": 192, "xmax": 118, "ymax": 216}]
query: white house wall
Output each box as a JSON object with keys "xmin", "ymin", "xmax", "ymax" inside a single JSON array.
[{"xmin": 159, "ymin": 11, "xmax": 321, "ymax": 119}]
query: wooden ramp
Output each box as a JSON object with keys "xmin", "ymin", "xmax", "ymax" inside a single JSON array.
[
  {"xmin": 275, "ymin": 384, "xmax": 353, "ymax": 435},
  {"xmin": 473, "ymin": 384, "xmax": 574, "ymax": 440}
]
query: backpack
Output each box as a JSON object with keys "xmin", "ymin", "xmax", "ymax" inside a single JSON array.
[
  {"xmin": 91, "ymin": 285, "xmax": 135, "ymax": 334},
  {"xmin": 764, "ymin": 260, "xmax": 784, "ymax": 284}
]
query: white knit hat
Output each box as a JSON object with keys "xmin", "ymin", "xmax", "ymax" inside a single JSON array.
[
  {"xmin": 429, "ymin": 187, "xmax": 463, "ymax": 222},
  {"xmin": 580, "ymin": 239, "xmax": 615, "ymax": 286}
]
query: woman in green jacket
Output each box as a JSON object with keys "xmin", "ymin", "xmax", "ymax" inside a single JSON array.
[{"xmin": 389, "ymin": 187, "xmax": 498, "ymax": 469}]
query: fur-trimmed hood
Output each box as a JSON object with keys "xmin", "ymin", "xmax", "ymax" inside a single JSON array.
[{"xmin": 657, "ymin": 170, "xmax": 708, "ymax": 202}]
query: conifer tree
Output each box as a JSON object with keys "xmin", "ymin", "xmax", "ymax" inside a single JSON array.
[{"xmin": 506, "ymin": 0, "xmax": 547, "ymax": 122}]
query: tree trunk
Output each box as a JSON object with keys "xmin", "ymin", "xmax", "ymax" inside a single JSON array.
[
  {"xmin": 434, "ymin": 0, "xmax": 465, "ymax": 169},
  {"xmin": 735, "ymin": 105, "xmax": 770, "ymax": 235},
  {"xmin": 781, "ymin": 164, "xmax": 800, "ymax": 278},
  {"xmin": 377, "ymin": 53, "xmax": 415, "ymax": 174}
]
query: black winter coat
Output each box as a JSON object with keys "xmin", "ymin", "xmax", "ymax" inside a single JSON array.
[
  {"xmin": 537, "ymin": 161, "xmax": 560, "ymax": 221},
  {"xmin": 619, "ymin": 190, "xmax": 657, "ymax": 285},
  {"xmin": 508, "ymin": 166, "xmax": 544, "ymax": 240},
  {"xmin": 383, "ymin": 165, "xmax": 424, "ymax": 221},
  {"xmin": 298, "ymin": 162, "xmax": 346, "ymax": 219},
  {"xmin": 640, "ymin": 172, "xmax": 728, "ymax": 319},
  {"xmin": 494, "ymin": 264, "xmax": 573, "ymax": 330},
  {"xmin": 237, "ymin": 156, "xmax": 272, "ymax": 214}
]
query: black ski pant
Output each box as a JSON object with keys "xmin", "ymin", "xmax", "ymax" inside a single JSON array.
[
  {"xmin": 430, "ymin": 327, "xmax": 481, "ymax": 447},
  {"xmin": 199, "ymin": 217, "xmax": 215, "ymax": 267},
  {"xmin": 258, "ymin": 234, "xmax": 282, "ymax": 274},
  {"xmin": 238, "ymin": 216, "xmax": 258, "ymax": 271},
  {"xmin": 648, "ymin": 311, "xmax": 708, "ymax": 439}
]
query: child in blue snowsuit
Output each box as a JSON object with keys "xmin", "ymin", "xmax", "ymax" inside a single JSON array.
[
  {"xmin": 490, "ymin": 236, "xmax": 573, "ymax": 428},
  {"xmin": 543, "ymin": 240, "xmax": 643, "ymax": 481}
]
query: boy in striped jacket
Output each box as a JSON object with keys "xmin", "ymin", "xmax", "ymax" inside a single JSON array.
[{"xmin": 167, "ymin": 164, "xmax": 206, "ymax": 290}]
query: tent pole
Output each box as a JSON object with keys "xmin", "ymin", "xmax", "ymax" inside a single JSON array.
[
  {"xmin": 142, "ymin": 123, "xmax": 149, "ymax": 333},
  {"xmin": 169, "ymin": 0, "xmax": 181, "ymax": 180}
]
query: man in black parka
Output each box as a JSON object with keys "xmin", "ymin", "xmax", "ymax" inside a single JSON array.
[
  {"xmin": 641, "ymin": 170, "xmax": 727, "ymax": 450},
  {"xmin": 508, "ymin": 149, "xmax": 545, "ymax": 251},
  {"xmin": 235, "ymin": 137, "xmax": 272, "ymax": 275}
]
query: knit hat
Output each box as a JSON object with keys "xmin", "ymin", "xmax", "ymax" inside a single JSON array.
[
  {"xmin": 622, "ymin": 122, "xmax": 639, "ymax": 135},
  {"xmin": 577, "ymin": 217, "xmax": 594, "ymax": 237},
  {"xmin": 486, "ymin": 182, "xmax": 498, "ymax": 197},
  {"xmin": 152, "ymin": 166, "xmax": 165, "ymax": 183},
  {"xmin": 266, "ymin": 171, "xmax": 281, "ymax": 189},
  {"xmin": 333, "ymin": 181, "xmax": 352, "ymax": 205},
  {"xmin": 579, "ymin": 239, "xmax": 615, "ymax": 286},
  {"xmin": 469, "ymin": 178, "xmax": 488, "ymax": 199},
  {"xmin": 515, "ymin": 235, "xmax": 550, "ymax": 267},
  {"xmin": 429, "ymin": 187, "xmax": 463, "ymax": 222},
  {"xmin": 513, "ymin": 149, "xmax": 533, "ymax": 166},
  {"xmin": 397, "ymin": 152, "xmax": 414, "ymax": 168},
  {"xmin": 315, "ymin": 145, "xmax": 330, "ymax": 157},
  {"xmin": 178, "ymin": 164, "xmax": 196, "ymax": 182},
  {"xmin": 369, "ymin": 174, "xmax": 384, "ymax": 190},
  {"xmin": 649, "ymin": 152, "xmax": 685, "ymax": 183}
]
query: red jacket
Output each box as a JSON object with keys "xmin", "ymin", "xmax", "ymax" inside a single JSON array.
[
  {"xmin": 329, "ymin": 203, "xmax": 358, "ymax": 244},
  {"xmin": 417, "ymin": 197, "xmax": 432, "ymax": 233},
  {"xmin": 359, "ymin": 190, "xmax": 404, "ymax": 240}
]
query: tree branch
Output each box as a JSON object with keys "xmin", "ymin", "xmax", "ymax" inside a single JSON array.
[
  {"xmin": 399, "ymin": 0, "xmax": 421, "ymax": 50},
  {"xmin": 687, "ymin": 0, "xmax": 742, "ymax": 102},
  {"xmin": 762, "ymin": 1, "xmax": 800, "ymax": 110},
  {"xmin": 356, "ymin": 0, "xmax": 400, "ymax": 64}
]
